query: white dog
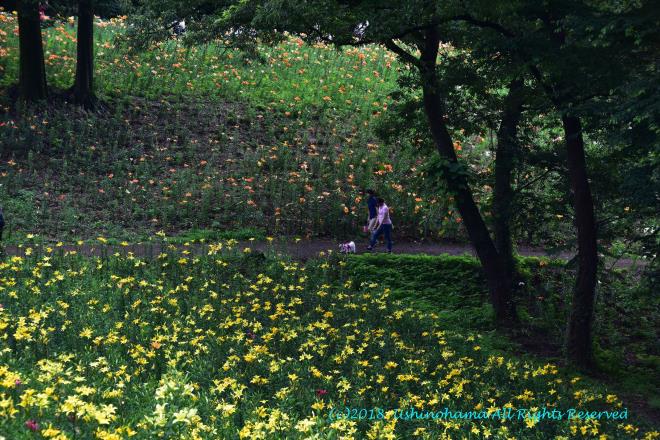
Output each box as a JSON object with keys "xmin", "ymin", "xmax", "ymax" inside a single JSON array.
[{"xmin": 339, "ymin": 241, "xmax": 356, "ymax": 253}]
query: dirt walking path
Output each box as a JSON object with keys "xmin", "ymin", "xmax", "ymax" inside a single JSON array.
[{"xmin": 1, "ymin": 238, "xmax": 645, "ymax": 268}]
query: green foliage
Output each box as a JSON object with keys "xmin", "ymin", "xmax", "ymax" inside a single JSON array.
[
  {"xmin": 0, "ymin": 17, "xmax": 465, "ymax": 241},
  {"xmin": 0, "ymin": 188, "xmax": 38, "ymax": 241},
  {"xmin": 0, "ymin": 0, "xmax": 656, "ymax": 436},
  {"xmin": 1, "ymin": 4, "xmax": 656, "ymax": 252},
  {"xmin": 339, "ymin": 253, "xmax": 658, "ymax": 411},
  {"xmin": 168, "ymin": 227, "xmax": 266, "ymax": 243},
  {"xmin": 346, "ymin": 253, "xmax": 486, "ymax": 306},
  {"xmin": 0, "ymin": 248, "xmax": 656, "ymax": 438}
]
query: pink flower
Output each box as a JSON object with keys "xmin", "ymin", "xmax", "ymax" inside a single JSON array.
[
  {"xmin": 25, "ymin": 419, "xmax": 39, "ymax": 431},
  {"xmin": 315, "ymin": 389, "xmax": 328, "ymax": 397},
  {"xmin": 14, "ymin": 379, "xmax": 22, "ymax": 387}
]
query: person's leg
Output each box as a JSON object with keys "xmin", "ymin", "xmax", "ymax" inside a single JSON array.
[
  {"xmin": 384, "ymin": 224, "xmax": 392, "ymax": 251},
  {"xmin": 368, "ymin": 225, "xmax": 383, "ymax": 249},
  {"xmin": 368, "ymin": 217, "xmax": 377, "ymax": 232},
  {"xmin": 368, "ymin": 229, "xmax": 377, "ymax": 248}
]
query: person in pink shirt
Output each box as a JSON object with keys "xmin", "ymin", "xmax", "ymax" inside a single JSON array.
[{"xmin": 367, "ymin": 198, "xmax": 393, "ymax": 253}]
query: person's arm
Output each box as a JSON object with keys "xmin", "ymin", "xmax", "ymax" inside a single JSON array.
[{"xmin": 374, "ymin": 207, "xmax": 382, "ymax": 230}]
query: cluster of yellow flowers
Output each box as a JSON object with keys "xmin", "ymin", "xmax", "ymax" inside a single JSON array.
[{"xmin": 0, "ymin": 242, "xmax": 657, "ymax": 439}]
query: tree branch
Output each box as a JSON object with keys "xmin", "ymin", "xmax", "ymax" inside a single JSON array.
[
  {"xmin": 451, "ymin": 14, "xmax": 563, "ymax": 108},
  {"xmin": 388, "ymin": 20, "xmax": 444, "ymax": 41},
  {"xmin": 451, "ymin": 14, "xmax": 516, "ymax": 38},
  {"xmin": 513, "ymin": 168, "xmax": 553, "ymax": 193},
  {"xmin": 527, "ymin": 64, "xmax": 560, "ymax": 107},
  {"xmin": 384, "ymin": 40, "xmax": 421, "ymax": 67}
]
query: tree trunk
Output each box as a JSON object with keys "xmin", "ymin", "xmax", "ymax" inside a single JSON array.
[
  {"xmin": 17, "ymin": 0, "xmax": 48, "ymax": 101},
  {"xmin": 493, "ymin": 78, "xmax": 524, "ymax": 280},
  {"xmin": 73, "ymin": 0, "xmax": 95, "ymax": 107},
  {"xmin": 562, "ymin": 115, "xmax": 598, "ymax": 369},
  {"xmin": 419, "ymin": 28, "xmax": 516, "ymax": 323}
]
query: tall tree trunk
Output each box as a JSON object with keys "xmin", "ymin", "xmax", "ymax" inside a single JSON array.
[
  {"xmin": 493, "ymin": 78, "xmax": 524, "ymax": 280},
  {"xmin": 419, "ymin": 28, "xmax": 516, "ymax": 323},
  {"xmin": 73, "ymin": 0, "xmax": 95, "ymax": 107},
  {"xmin": 17, "ymin": 0, "xmax": 47, "ymax": 101},
  {"xmin": 562, "ymin": 115, "xmax": 598, "ymax": 369}
]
